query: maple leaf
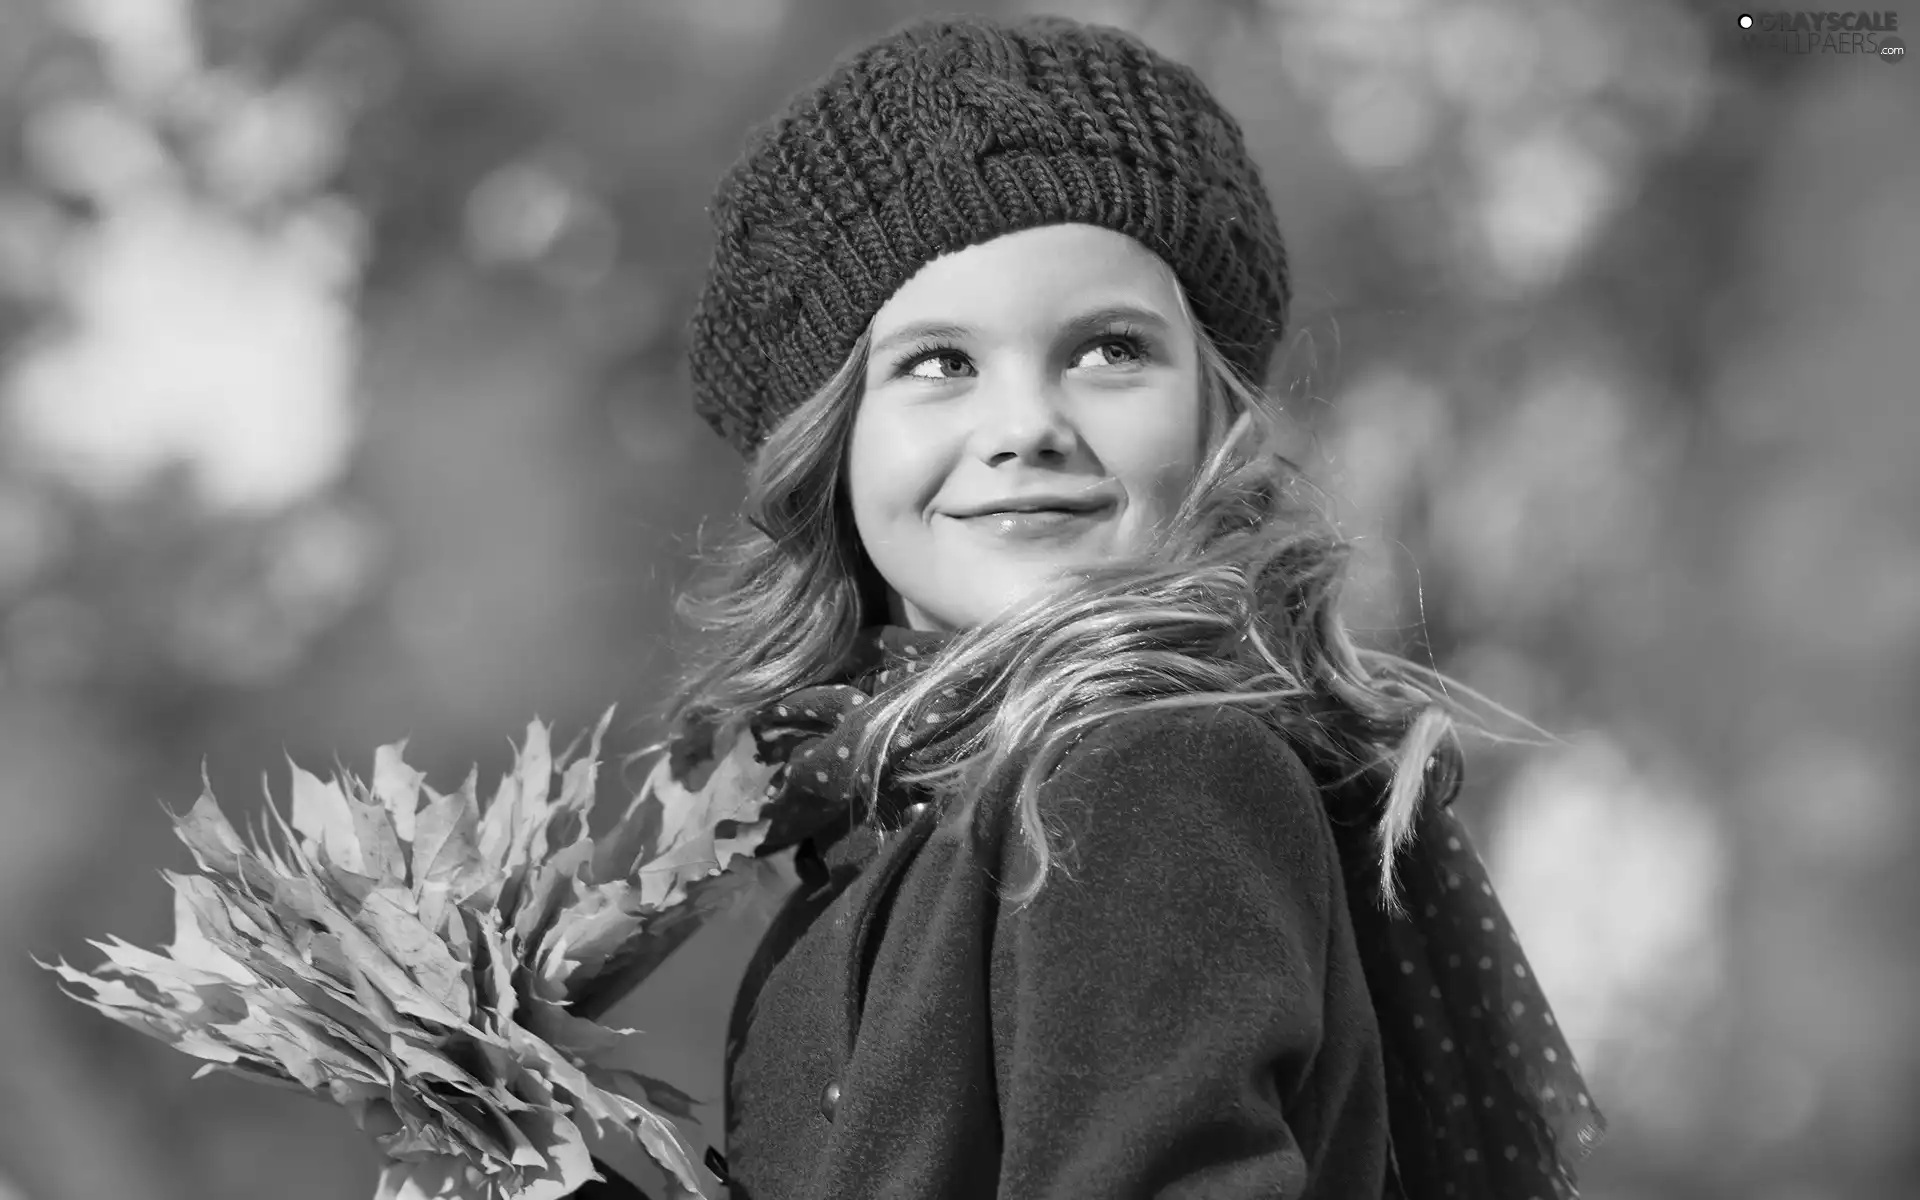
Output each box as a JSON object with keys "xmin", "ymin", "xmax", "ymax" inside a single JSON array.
[{"xmin": 43, "ymin": 706, "xmax": 781, "ymax": 1200}]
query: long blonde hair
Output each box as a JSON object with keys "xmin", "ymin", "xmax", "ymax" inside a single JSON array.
[{"xmin": 664, "ymin": 282, "xmax": 1533, "ymax": 912}]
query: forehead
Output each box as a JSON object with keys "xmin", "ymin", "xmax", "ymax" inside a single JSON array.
[{"xmin": 871, "ymin": 224, "xmax": 1183, "ymax": 334}]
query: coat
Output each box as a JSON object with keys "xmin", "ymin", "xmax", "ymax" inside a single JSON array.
[{"xmin": 713, "ymin": 704, "xmax": 1393, "ymax": 1199}]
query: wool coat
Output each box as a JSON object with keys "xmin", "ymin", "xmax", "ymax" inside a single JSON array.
[{"xmin": 700, "ymin": 704, "xmax": 1393, "ymax": 1199}]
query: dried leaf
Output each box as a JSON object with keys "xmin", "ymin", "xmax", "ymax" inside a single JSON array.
[
  {"xmin": 477, "ymin": 720, "xmax": 551, "ymax": 873},
  {"xmin": 506, "ymin": 1106, "xmax": 594, "ymax": 1200},
  {"xmin": 651, "ymin": 724, "xmax": 779, "ymax": 862},
  {"xmin": 588, "ymin": 791, "xmax": 663, "ymax": 887},
  {"xmin": 620, "ymin": 726, "xmax": 779, "ymax": 911},
  {"xmin": 359, "ymin": 889, "xmax": 471, "ymax": 1023},
  {"xmin": 50, "ymin": 707, "xmax": 734, "ymax": 1200},
  {"xmin": 163, "ymin": 875, "xmax": 253, "ymax": 983},
  {"xmin": 414, "ymin": 773, "xmax": 491, "ymax": 915},
  {"xmin": 174, "ymin": 785, "xmax": 248, "ymax": 875},
  {"xmin": 345, "ymin": 793, "xmax": 408, "ymax": 886},
  {"xmin": 373, "ymin": 741, "xmax": 426, "ymax": 847},
  {"xmin": 510, "ymin": 840, "xmax": 592, "ymax": 950},
  {"xmin": 290, "ymin": 760, "xmax": 363, "ymax": 873},
  {"xmin": 619, "ymin": 1092, "xmax": 705, "ymax": 1198}
]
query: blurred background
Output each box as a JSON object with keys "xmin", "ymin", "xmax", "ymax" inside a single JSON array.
[{"xmin": 0, "ymin": 0, "xmax": 1913, "ymax": 1196}]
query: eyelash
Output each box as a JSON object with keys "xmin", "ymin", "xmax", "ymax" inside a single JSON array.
[{"xmin": 889, "ymin": 325, "xmax": 1154, "ymax": 379}]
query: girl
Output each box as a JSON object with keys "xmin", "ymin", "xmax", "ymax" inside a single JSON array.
[{"xmin": 595, "ymin": 13, "xmax": 1603, "ymax": 1200}]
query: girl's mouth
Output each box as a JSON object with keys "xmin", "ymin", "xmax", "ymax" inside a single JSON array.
[{"xmin": 947, "ymin": 505, "xmax": 1113, "ymax": 540}]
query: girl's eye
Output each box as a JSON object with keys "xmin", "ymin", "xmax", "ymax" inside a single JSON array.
[
  {"xmin": 1075, "ymin": 335, "xmax": 1146, "ymax": 370},
  {"xmin": 1075, "ymin": 337, "xmax": 1144, "ymax": 370},
  {"xmin": 902, "ymin": 350, "xmax": 973, "ymax": 381}
]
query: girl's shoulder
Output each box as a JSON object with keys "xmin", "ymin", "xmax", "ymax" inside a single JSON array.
[
  {"xmin": 1060, "ymin": 703, "xmax": 1313, "ymax": 782},
  {"xmin": 1031, "ymin": 703, "xmax": 1338, "ymax": 882}
]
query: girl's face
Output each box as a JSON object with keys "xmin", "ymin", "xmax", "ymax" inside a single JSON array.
[{"xmin": 847, "ymin": 224, "xmax": 1205, "ymax": 632}]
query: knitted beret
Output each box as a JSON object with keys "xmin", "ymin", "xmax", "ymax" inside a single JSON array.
[{"xmin": 687, "ymin": 14, "xmax": 1291, "ymax": 460}]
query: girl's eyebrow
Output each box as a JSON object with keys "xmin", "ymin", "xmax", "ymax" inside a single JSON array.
[
  {"xmin": 872, "ymin": 321, "xmax": 976, "ymax": 358},
  {"xmin": 1059, "ymin": 304, "xmax": 1172, "ymax": 341},
  {"xmin": 870, "ymin": 304, "xmax": 1173, "ymax": 359}
]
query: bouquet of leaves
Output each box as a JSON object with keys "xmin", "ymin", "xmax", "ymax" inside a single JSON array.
[{"xmin": 43, "ymin": 708, "xmax": 780, "ymax": 1200}]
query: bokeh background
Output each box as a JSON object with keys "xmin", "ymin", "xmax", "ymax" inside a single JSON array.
[{"xmin": 0, "ymin": 0, "xmax": 1914, "ymax": 1197}]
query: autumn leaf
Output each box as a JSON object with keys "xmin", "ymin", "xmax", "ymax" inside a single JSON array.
[{"xmin": 44, "ymin": 705, "xmax": 781, "ymax": 1200}]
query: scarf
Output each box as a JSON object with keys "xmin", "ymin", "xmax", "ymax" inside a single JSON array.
[{"xmin": 678, "ymin": 626, "xmax": 1606, "ymax": 1198}]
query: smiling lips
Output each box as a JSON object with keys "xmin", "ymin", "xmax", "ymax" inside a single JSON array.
[{"xmin": 943, "ymin": 494, "xmax": 1117, "ymax": 540}]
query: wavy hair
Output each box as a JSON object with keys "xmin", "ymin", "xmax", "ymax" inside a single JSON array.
[{"xmin": 662, "ymin": 280, "xmax": 1540, "ymax": 913}]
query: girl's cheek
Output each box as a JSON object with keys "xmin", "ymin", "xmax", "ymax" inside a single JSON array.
[{"xmin": 888, "ymin": 427, "xmax": 958, "ymax": 514}]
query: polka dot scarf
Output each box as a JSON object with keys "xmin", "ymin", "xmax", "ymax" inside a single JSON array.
[
  {"xmin": 706, "ymin": 626, "xmax": 983, "ymax": 857},
  {"xmin": 714, "ymin": 626, "xmax": 1607, "ymax": 1198},
  {"xmin": 1316, "ymin": 766, "xmax": 1609, "ymax": 1199}
]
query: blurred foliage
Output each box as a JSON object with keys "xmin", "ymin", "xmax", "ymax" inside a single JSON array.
[{"xmin": 0, "ymin": 0, "xmax": 1913, "ymax": 1197}]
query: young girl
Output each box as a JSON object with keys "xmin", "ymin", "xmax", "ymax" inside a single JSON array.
[{"xmin": 590, "ymin": 13, "xmax": 1604, "ymax": 1200}]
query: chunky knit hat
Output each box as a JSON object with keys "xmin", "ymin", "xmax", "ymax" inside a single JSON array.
[{"xmin": 688, "ymin": 14, "xmax": 1291, "ymax": 459}]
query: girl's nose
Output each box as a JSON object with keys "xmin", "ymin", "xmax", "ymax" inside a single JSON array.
[{"xmin": 974, "ymin": 374, "xmax": 1077, "ymax": 466}]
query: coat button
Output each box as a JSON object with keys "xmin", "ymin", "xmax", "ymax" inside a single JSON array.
[{"xmin": 819, "ymin": 1080, "xmax": 841, "ymax": 1121}]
